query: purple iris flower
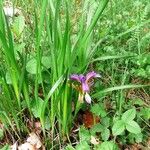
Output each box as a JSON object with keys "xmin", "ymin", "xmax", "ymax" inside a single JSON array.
[{"xmin": 70, "ymin": 71, "xmax": 101, "ymax": 104}]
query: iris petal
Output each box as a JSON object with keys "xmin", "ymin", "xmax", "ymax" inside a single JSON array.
[
  {"xmin": 85, "ymin": 92, "xmax": 92, "ymax": 104},
  {"xmin": 70, "ymin": 74, "xmax": 81, "ymax": 82},
  {"xmin": 86, "ymin": 71, "xmax": 101, "ymax": 82},
  {"xmin": 70, "ymin": 71, "xmax": 101, "ymax": 96},
  {"xmin": 82, "ymin": 82, "xmax": 90, "ymax": 92},
  {"xmin": 79, "ymin": 74, "xmax": 85, "ymax": 82}
]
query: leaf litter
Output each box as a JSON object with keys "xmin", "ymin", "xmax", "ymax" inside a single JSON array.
[{"xmin": 11, "ymin": 132, "xmax": 44, "ymax": 150}]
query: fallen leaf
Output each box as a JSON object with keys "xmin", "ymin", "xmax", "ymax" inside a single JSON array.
[
  {"xmin": 83, "ymin": 110, "xmax": 100, "ymax": 128},
  {"xmin": 3, "ymin": 7, "xmax": 21, "ymax": 17},
  {"xmin": 126, "ymin": 144, "xmax": 142, "ymax": 150},
  {"xmin": 90, "ymin": 135, "xmax": 99, "ymax": 145},
  {"xmin": 27, "ymin": 132, "xmax": 42, "ymax": 149},
  {"xmin": 34, "ymin": 121, "xmax": 42, "ymax": 134},
  {"xmin": 18, "ymin": 143, "xmax": 35, "ymax": 150},
  {"xmin": 11, "ymin": 142, "xmax": 17, "ymax": 150}
]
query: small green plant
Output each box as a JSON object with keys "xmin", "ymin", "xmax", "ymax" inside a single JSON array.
[
  {"xmin": 112, "ymin": 108, "xmax": 141, "ymax": 136},
  {"xmin": 131, "ymin": 54, "xmax": 150, "ymax": 79},
  {"xmin": 96, "ymin": 141, "xmax": 119, "ymax": 150},
  {"xmin": 0, "ymin": 0, "xmax": 150, "ymax": 149}
]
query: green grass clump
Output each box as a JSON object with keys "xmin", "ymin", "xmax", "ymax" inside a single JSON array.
[{"xmin": 0, "ymin": 0, "xmax": 150, "ymax": 149}]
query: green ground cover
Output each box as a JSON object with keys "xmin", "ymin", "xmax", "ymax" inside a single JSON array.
[{"xmin": 0, "ymin": 0, "xmax": 150, "ymax": 149}]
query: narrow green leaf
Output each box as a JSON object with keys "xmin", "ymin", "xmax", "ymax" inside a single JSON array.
[
  {"xmin": 92, "ymin": 54, "xmax": 136, "ymax": 62},
  {"xmin": 0, "ymin": 144, "xmax": 10, "ymax": 150},
  {"xmin": 0, "ymin": 128, "xmax": 4, "ymax": 140},
  {"xmin": 115, "ymin": 19, "xmax": 150, "ymax": 40},
  {"xmin": 82, "ymin": 0, "xmax": 109, "ymax": 43},
  {"xmin": 40, "ymin": 75, "xmax": 64, "ymax": 133},
  {"xmin": 93, "ymin": 84, "xmax": 150, "ymax": 98}
]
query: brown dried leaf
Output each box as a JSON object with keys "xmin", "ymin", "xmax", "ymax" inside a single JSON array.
[
  {"xmin": 34, "ymin": 121, "xmax": 42, "ymax": 134},
  {"xmin": 83, "ymin": 110, "xmax": 100, "ymax": 128}
]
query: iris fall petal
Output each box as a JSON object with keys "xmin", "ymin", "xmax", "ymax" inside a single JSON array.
[{"xmin": 85, "ymin": 92, "xmax": 92, "ymax": 104}]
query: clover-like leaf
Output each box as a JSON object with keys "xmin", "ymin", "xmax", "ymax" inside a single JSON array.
[
  {"xmin": 76, "ymin": 141, "xmax": 90, "ymax": 150},
  {"xmin": 79, "ymin": 127, "xmax": 91, "ymax": 142},
  {"xmin": 91, "ymin": 104, "xmax": 107, "ymax": 117},
  {"xmin": 126, "ymin": 120, "xmax": 141, "ymax": 134},
  {"xmin": 122, "ymin": 108, "xmax": 136, "ymax": 123},
  {"xmin": 96, "ymin": 141, "xmax": 119, "ymax": 150},
  {"xmin": 101, "ymin": 128, "xmax": 110, "ymax": 141},
  {"xmin": 112, "ymin": 120, "xmax": 125, "ymax": 136}
]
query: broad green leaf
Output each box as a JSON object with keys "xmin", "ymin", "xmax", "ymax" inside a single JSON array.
[
  {"xmin": 41, "ymin": 56, "xmax": 51, "ymax": 69},
  {"xmin": 76, "ymin": 141, "xmax": 90, "ymax": 150},
  {"xmin": 96, "ymin": 141, "xmax": 119, "ymax": 150},
  {"xmin": 128, "ymin": 132, "xmax": 143, "ymax": 144},
  {"xmin": 31, "ymin": 98, "xmax": 44, "ymax": 118},
  {"xmin": 140, "ymin": 108, "xmax": 150, "ymax": 120},
  {"xmin": 101, "ymin": 117, "xmax": 110, "ymax": 128},
  {"xmin": 132, "ymin": 99, "xmax": 145, "ymax": 106},
  {"xmin": 122, "ymin": 108, "xmax": 136, "ymax": 123},
  {"xmin": 14, "ymin": 43, "xmax": 25, "ymax": 59},
  {"xmin": 128, "ymin": 133, "xmax": 135, "ymax": 144},
  {"xmin": 112, "ymin": 120, "xmax": 125, "ymax": 136},
  {"xmin": 12, "ymin": 15, "xmax": 25, "ymax": 37},
  {"xmin": 91, "ymin": 104, "xmax": 107, "ymax": 117},
  {"xmin": 65, "ymin": 145, "xmax": 75, "ymax": 150},
  {"xmin": 126, "ymin": 120, "xmax": 141, "ymax": 134},
  {"xmin": 134, "ymin": 133, "xmax": 143, "ymax": 143},
  {"xmin": 101, "ymin": 128, "xmax": 110, "ymax": 141},
  {"xmin": 90, "ymin": 123, "xmax": 104, "ymax": 135},
  {"xmin": 79, "ymin": 127, "xmax": 91, "ymax": 142},
  {"xmin": 26, "ymin": 56, "xmax": 51, "ymax": 74},
  {"xmin": 26, "ymin": 58, "xmax": 37, "ymax": 74},
  {"xmin": 128, "ymin": 133, "xmax": 143, "ymax": 143}
]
